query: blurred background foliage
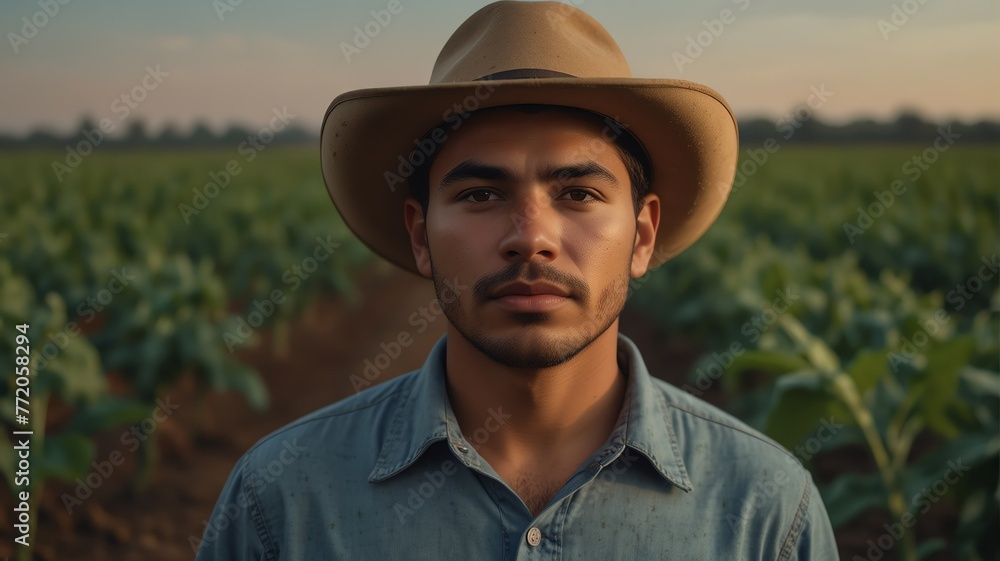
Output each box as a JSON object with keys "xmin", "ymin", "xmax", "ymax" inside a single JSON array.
[
  {"xmin": 631, "ymin": 143, "xmax": 998, "ymax": 560},
  {"xmin": 0, "ymin": 118, "xmax": 997, "ymax": 560}
]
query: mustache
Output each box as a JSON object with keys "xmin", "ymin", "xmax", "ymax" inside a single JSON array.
[{"xmin": 472, "ymin": 262, "xmax": 589, "ymax": 304}]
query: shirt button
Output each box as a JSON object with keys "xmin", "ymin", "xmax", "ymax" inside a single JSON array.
[
  {"xmin": 454, "ymin": 443, "xmax": 469, "ymax": 454},
  {"xmin": 526, "ymin": 527, "xmax": 542, "ymax": 547}
]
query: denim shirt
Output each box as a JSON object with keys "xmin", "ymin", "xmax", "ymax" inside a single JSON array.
[{"xmin": 196, "ymin": 334, "xmax": 838, "ymax": 560}]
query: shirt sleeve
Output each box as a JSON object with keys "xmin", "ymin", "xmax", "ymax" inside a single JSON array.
[
  {"xmin": 195, "ymin": 455, "xmax": 270, "ymax": 561},
  {"xmin": 788, "ymin": 478, "xmax": 840, "ymax": 560}
]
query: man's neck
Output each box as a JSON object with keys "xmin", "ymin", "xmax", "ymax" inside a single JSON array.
[{"xmin": 443, "ymin": 322, "xmax": 627, "ymax": 467}]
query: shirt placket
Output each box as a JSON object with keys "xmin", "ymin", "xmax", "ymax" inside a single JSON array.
[{"xmin": 442, "ymin": 384, "xmax": 631, "ymax": 560}]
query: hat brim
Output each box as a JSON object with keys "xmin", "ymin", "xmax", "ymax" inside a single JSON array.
[{"xmin": 320, "ymin": 78, "xmax": 738, "ymax": 275}]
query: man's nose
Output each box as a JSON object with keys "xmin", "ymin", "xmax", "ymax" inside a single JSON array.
[{"xmin": 496, "ymin": 195, "xmax": 560, "ymax": 263}]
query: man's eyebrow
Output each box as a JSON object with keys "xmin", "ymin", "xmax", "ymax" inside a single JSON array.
[
  {"xmin": 439, "ymin": 160, "xmax": 515, "ymax": 188},
  {"xmin": 544, "ymin": 162, "xmax": 619, "ymax": 186},
  {"xmin": 437, "ymin": 160, "xmax": 620, "ymax": 188}
]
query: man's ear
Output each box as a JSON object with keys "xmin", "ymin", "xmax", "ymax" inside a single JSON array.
[
  {"xmin": 631, "ymin": 193, "xmax": 660, "ymax": 278},
  {"xmin": 403, "ymin": 198, "xmax": 433, "ymax": 278}
]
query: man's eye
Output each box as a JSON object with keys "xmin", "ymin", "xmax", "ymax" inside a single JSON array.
[
  {"xmin": 463, "ymin": 189, "xmax": 498, "ymax": 203},
  {"xmin": 560, "ymin": 189, "xmax": 595, "ymax": 202}
]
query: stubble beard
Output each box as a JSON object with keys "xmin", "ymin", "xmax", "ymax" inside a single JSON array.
[{"xmin": 432, "ymin": 259, "xmax": 631, "ymax": 369}]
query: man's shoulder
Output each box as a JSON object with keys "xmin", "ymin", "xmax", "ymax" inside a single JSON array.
[
  {"xmin": 239, "ymin": 369, "xmax": 419, "ymax": 465},
  {"xmin": 649, "ymin": 376, "xmax": 807, "ymax": 473},
  {"xmin": 646, "ymin": 377, "xmax": 836, "ymax": 556}
]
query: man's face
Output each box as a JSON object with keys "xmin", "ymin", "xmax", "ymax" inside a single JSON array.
[{"xmin": 405, "ymin": 107, "xmax": 659, "ymax": 369}]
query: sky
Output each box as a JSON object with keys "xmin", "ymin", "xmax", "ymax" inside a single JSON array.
[{"xmin": 1, "ymin": 0, "xmax": 998, "ymax": 135}]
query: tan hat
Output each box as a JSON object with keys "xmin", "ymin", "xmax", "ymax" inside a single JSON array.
[{"xmin": 320, "ymin": 0, "xmax": 738, "ymax": 274}]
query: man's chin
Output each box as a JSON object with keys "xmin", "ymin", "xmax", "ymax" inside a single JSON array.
[{"xmin": 458, "ymin": 328, "xmax": 597, "ymax": 370}]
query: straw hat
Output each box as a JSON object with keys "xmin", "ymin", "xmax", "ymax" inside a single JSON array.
[{"xmin": 321, "ymin": 0, "xmax": 738, "ymax": 274}]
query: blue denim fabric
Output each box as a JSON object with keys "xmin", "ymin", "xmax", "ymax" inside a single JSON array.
[{"xmin": 197, "ymin": 334, "xmax": 839, "ymax": 560}]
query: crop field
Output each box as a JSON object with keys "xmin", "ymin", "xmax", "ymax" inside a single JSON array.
[
  {"xmin": 0, "ymin": 144, "xmax": 996, "ymax": 560},
  {"xmin": 632, "ymin": 144, "xmax": 997, "ymax": 560}
]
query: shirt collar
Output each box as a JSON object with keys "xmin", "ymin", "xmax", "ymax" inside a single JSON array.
[
  {"xmin": 368, "ymin": 334, "xmax": 692, "ymax": 493},
  {"xmin": 612, "ymin": 334, "xmax": 692, "ymax": 492},
  {"xmin": 368, "ymin": 336, "xmax": 453, "ymax": 482}
]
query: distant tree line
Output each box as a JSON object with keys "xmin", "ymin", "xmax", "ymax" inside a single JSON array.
[
  {"xmin": 0, "ymin": 111, "xmax": 997, "ymax": 151},
  {"xmin": 0, "ymin": 118, "xmax": 317, "ymax": 151},
  {"xmin": 739, "ymin": 111, "xmax": 999, "ymax": 144}
]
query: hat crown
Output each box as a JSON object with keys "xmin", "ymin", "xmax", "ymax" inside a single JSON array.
[{"xmin": 430, "ymin": 1, "xmax": 631, "ymax": 84}]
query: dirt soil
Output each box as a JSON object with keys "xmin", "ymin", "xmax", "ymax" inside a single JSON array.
[{"xmin": 0, "ymin": 267, "xmax": 956, "ymax": 560}]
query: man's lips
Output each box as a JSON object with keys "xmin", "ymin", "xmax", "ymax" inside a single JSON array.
[
  {"xmin": 490, "ymin": 281, "xmax": 571, "ymax": 313},
  {"xmin": 490, "ymin": 281, "xmax": 571, "ymax": 298}
]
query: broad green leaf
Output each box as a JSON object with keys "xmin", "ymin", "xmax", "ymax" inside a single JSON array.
[
  {"xmin": 0, "ymin": 269, "xmax": 35, "ymax": 319},
  {"xmin": 35, "ymin": 328, "xmax": 106, "ymax": 402},
  {"xmin": 846, "ymin": 349, "xmax": 889, "ymax": 395},
  {"xmin": 220, "ymin": 364, "xmax": 269, "ymax": 412},
  {"xmin": 135, "ymin": 335, "xmax": 169, "ymax": 399},
  {"xmin": 959, "ymin": 366, "xmax": 1000, "ymax": 400},
  {"xmin": 63, "ymin": 396, "xmax": 151, "ymax": 435},
  {"xmin": 951, "ymin": 486, "xmax": 1000, "ymax": 557},
  {"xmin": 819, "ymin": 471, "xmax": 886, "ymax": 528},
  {"xmin": 903, "ymin": 430, "xmax": 1000, "ymax": 504},
  {"xmin": 726, "ymin": 350, "xmax": 810, "ymax": 379},
  {"xmin": 918, "ymin": 336, "xmax": 977, "ymax": 438},
  {"xmin": 37, "ymin": 433, "xmax": 95, "ymax": 482},
  {"xmin": 764, "ymin": 371, "xmax": 835, "ymax": 449}
]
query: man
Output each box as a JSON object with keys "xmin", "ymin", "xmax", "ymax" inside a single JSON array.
[{"xmin": 198, "ymin": 2, "xmax": 839, "ymax": 559}]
